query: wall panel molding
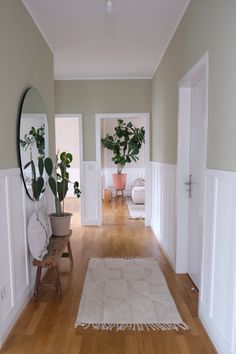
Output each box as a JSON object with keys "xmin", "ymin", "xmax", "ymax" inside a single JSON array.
[
  {"xmin": 150, "ymin": 162, "xmax": 176, "ymax": 269},
  {"xmin": 81, "ymin": 162, "xmax": 100, "ymax": 225},
  {"xmin": 0, "ymin": 168, "xmax": 53, "ymax": 348},
  {"xmin": 199, "ymin": 169, "xmax": 236, "ymax": 354}
]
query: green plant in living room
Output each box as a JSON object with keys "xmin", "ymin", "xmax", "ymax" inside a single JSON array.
[
  {"xmin": 45, "ymin": 152, "xmax": 81, "ymax": 236},
  {"xmin": 101, "ymin": 119, "xmax": 145, "ymax": 192}
]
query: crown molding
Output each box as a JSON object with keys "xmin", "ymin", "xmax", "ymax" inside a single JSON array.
[{"xmin": 54, "ymin": 76, "xmax": 152, "ymax": 81}]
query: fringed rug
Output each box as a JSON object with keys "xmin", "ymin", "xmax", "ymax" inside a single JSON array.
[
  {"xmin": 126, "ymin": 199, "xmax": 145, "ymax": 219},
  {"xmin": 75, "ymin": 258, "xmax": 189, "ymax": 331}
]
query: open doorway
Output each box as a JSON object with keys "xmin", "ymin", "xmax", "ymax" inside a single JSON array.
[
  {"xmin": 96, "ymin": 113, "xmax": 151, "ymax": 226},
  {"xmin": 55, "ymin": 114, "xmax": 83, "ymax": 227}
]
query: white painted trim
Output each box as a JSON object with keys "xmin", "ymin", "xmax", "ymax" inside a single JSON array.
[
  {"xmin": 0, "ymin": 168, "xmax": 20, "ymax": 177},
  {"xmin": 95, "ymin": 113, "xmax": 151, "ymax": 226},
  {"xmin": 199, "ymin": 305, "xmax": 227, "ymax": 354},
  {"xmin": 206, "ymin": 168, "xmax": 236, "ymax": 180},
  {"xmin": 176, "ymin": 52, "xmax": 209, "ymax": 275},
  {"xmin": 55, "ymin": 76, "xmax": 152, "ymax": 81},
  {"xmin": 199, "ymin": 168, "xmax": 236, "ymax": 354},
  {"xmin": 0, "ymin": 286, "xmax": 34, "ymax": 348},
  {"xmin": 209, "ymin": 178, "xmax": 218, "ymax": 318},
  {"xmin": 151, "ymin": 0, "xmax": 190, "ymax": 77},
  {"xmin": 55, "ymin": 114, "xmax": 83, "ymax": 225},
  {"xmin": 81, "ymin": 161, "xmax": 100, "ymax": 226}
]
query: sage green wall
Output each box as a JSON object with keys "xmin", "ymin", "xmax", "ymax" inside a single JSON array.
[
  {"xmin": 55, "ymin": 80, "xmax": 151, "ymax": 160},
  {"xmin": 152, "ymin": 0, "xmax": 236, "ymax": 170},
  {"xmin": 0, "ymin": 0, "xmax": 55, "ymax": 169}
]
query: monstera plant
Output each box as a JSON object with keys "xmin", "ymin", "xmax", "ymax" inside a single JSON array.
[{"xmin": 101, "ymin": 119, "xmax": 145, "ymax": 192}]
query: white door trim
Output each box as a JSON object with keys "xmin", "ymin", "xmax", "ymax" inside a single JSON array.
[
  {"xmin": 55, "ymin": 114, "xmax": 83, "ymax": 225},
  {"xmin": 95, "ymin": 113, "xmax": 151, "ymax": 226},
  {"xmin": 176, "ymin": 53, "xmax": 209, "ymax": 276}
]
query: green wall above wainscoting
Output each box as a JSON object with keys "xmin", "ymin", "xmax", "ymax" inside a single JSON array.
[
  {"xmin": 0, "ymin": 0, "xmax": 55, "ymax": 169},
  {"xmin": 152, "ymin": 0, "xmax": 236, "ymax": 171},
  {"xmin": 55, "ymin": 80, "xmax": 151, "ymax": 161}
]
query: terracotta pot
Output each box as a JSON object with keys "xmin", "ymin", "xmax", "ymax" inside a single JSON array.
[
  {"xmin": 112, "ymin": 173, "xmax": 127, "ymax": 190},
  {"xmin": 49, "ymin": 212, "xmax": 72, "ymax": 236}
]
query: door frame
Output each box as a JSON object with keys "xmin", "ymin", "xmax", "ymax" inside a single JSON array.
[
  {"xmin": 55, "ymin": 114, "xmax": 83, "ymax": 225},
  {"xmin": 95, "ymin": 113, "xmax": 151, "ymax": 226},
  {"xmin": 176, "ymin": 53, "xmax": 209, "ymax": 280}
]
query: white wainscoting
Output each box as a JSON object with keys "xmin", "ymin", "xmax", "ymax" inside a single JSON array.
[
  {"xmin": 103, "ymin": 167, "xmax": 145, "ymax": 197},
  {"xmin": 150, "ymin": 162, "xmax": 176, "ymax": 269},
  {"xmin": 0, "ymin": 168, "xmax": 53, "ymax": 348},
  {"xmin": 81, "ymin": 162, "xmax": 100, "ymax": 225},
  {"xmin": 199, "ymin": 169, "xmax": 236, "ymax": 354},
  {"xmin": 150, "ymin": 164, "xmax": 236, "ymax": 353}
]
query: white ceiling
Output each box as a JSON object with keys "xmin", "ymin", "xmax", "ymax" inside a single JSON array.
[{"xmin": 21, "ymin": 0, "xmax": 190, "ymax": 79}]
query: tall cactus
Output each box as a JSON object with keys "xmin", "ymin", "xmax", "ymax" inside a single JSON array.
[{"xmin": 24, "ymin": 157, "xmax": 45, "ymax": 201}]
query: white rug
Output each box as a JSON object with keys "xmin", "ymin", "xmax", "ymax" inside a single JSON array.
[
  {"xmin": 75, "ymin": 258, "xmax": 188, "ymax": 331},
  {"xmin": 126, "ymin": 199, "xmax": 145, "ymax": 219}
]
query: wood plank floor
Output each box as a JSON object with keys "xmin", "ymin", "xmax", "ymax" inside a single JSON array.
[{"xmin": 1, "ymin": 198, "xmax": 217, "ymax": 354}]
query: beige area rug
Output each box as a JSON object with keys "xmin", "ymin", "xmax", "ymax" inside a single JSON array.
[
  {"xmin": 126, "ymin": 199, "xmax": 145, "ymax": 219},
  {"xmin": 75, "ymin": 258, "xmax": 189, "ymax": 331}
]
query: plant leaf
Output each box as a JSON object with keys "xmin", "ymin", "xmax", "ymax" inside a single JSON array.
[{"xmin": 45, "ymin": 157, "xmax": 53, "ymax": 176}]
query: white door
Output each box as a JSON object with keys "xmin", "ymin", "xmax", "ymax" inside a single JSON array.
[{"xmin": 187, "ymin": 78, "xmax": 206, "ymax": 288}]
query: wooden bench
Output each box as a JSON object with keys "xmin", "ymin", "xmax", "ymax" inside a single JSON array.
[{"xmin": 33, "ymin": 230, "xmax": 73, "ymax": 301}]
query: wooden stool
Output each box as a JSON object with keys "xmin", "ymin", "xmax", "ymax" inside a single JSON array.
[
  {"xmin": 103, "ymin": 188, "xmax": 112, "ymax": 202},
  {"xmin": 115, "ymin": 189, "xmax": 124, "ymax": 198},
  {"xmin": 33, "ymin": 230, "xmax": 73, "ymax": 301}
]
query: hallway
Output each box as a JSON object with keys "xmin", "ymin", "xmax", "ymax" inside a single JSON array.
[{"xmin": 1, "ymin": 199, "xmax": 216, "ymax": 354}]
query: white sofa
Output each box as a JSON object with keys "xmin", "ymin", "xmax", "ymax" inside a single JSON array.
[{"xmin": 131, "ymin": 178, "xmax": 145, "ymax": 204}]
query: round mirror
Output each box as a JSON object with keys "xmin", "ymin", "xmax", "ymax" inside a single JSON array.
[{"xmin": 18, "ymin": 88, "xmax": 48, "ymax": 200}]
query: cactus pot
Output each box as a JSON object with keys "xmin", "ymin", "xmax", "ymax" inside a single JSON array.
[{"xmin": 49, "ymin": 212, "xmax": 72, "ymax": 236}]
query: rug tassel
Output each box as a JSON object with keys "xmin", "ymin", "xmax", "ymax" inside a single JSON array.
[{"xmin": 75, "ymin": 322, "xmax": 189, "ymax": 331}]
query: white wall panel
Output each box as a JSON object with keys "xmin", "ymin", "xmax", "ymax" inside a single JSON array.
[
  {"xmin": 0, "ymin": 176, "xmax": 14, "ymax": 333},
  {"xmin": 151, "ymin": 165, "xmax": 236, "ymax": 353},
  {"xmin": 0, "ymin": 168, "xmax": 53, "ymax": 348},
  {"xmin": 199, "ymin": 169, "xmax": 236, "ymax": 354},
  {"xmin": 150, "ymin": 162, "xmax": 176, "ymax": 269},
  {"xmin": 81, "ymin": 162, "xmax": 100, "ymax": 225},
  {"xmin": 8, "ymin": 175, "xmax": 28, "ymax": 302}
]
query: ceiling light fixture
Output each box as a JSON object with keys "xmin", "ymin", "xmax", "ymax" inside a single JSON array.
[{"xmin": 106, "ymin": 0, "xmax": 113, "ymax": 14}]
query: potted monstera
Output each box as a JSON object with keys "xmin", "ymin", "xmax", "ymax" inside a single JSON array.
[
  {"xmin": 45, "ymin": 152, "xmax": 81, "ymax": 236},
  {"xmin": 101, "ymin": 119, "xmax": 145, "ymax": 192}
]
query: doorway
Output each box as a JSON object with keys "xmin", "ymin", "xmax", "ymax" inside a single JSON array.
[
  {"xmin": 176, "ymin": 53, "xmax": 209, "ymax": 291},
  {"xmin": 95, "ymin": 113, "xmax": 151, "ymax": 226},
  {"xmin": 55, "ymin": 114, "xmax": 83, "ymax": 226}
]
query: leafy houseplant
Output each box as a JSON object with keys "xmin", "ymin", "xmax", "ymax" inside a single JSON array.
[
  {"xmin": 20, "ymin": 124, "xmax": 46, "ymax": 201},
  {"xmin": 45, "ymin": 152, "xmax": 81, "ymax": 236},
  {"xmin": 101, "ymin": 119, "xmax": 145, "ymax": 191},
  {"xmin": 20, "ymin": 125, "xmax": 45, "ymax": 158}
]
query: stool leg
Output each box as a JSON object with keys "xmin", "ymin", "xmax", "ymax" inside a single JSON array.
[
  {"xmin": 34, "ymin": 266, "xmax": 42, "ymax": 301},
  {"xmin": 67, "ymin": 240, "xmax": 74, "ymax": 265},
  {"xmin": 53, "ymin": 266, "xmax": 62, "ymax": 300}
]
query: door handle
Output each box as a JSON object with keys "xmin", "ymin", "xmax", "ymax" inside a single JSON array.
[{"xmin": 184, "ymin": 174, "xmax": 192, "ymax": 198}]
